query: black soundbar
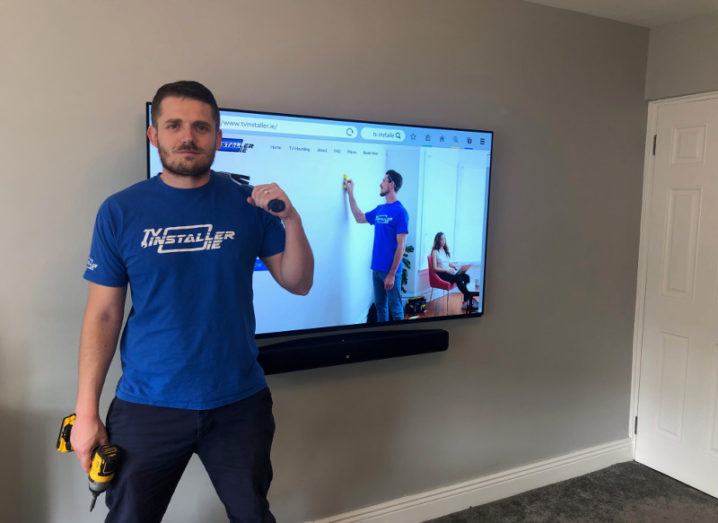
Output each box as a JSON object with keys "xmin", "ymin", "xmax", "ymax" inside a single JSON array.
[{"xmin": 258, "ymin": 329, "xmax": 449, "ymax": 375}]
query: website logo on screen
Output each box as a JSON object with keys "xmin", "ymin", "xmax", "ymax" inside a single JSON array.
[
  {"xmin": 140, "ymin": 225, "xmax": 235, "ymax": 253},
  {"xmin": 220, "ymin": 138, "xmax": 254, "ymax": 153}
]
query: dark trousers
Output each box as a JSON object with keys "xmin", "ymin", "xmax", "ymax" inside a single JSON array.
[
  {"xmin": 436, "ymin": 271, "xmax": 472, "ymax": 300},
  {"xmin": 105, "ymin": 388, "xmax": 276, "ymax": 523}
]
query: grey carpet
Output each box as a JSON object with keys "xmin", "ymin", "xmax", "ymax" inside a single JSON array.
[{"xmin": 426, "ymin": 461, "xmax": 718, "ymax": 523}]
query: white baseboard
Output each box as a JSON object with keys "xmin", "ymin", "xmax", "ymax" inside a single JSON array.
[{"xmin": 311, "ymin": 438, "xmax": 633, "ymax": 523}]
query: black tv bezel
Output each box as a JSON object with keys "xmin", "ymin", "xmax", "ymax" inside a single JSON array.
[{"xmin": 145, "ymin": 102, "xmax": 493, "ymax": 340}]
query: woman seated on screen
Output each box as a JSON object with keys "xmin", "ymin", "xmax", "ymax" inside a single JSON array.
[{"xmin": 431, "ymin": 232, "xmax": 476, "ymax": 311}]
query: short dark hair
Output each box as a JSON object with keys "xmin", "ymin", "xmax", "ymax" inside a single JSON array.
[
  {"xmin": 386, "ymin": 169, "xmax": 403, "ymax": 191},
  {"xmin": 151, "ymin": 80, "xmax": 220, "ymax": 130}
]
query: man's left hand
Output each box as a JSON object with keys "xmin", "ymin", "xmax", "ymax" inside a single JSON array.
[
  {"xmin": 384, "ymin": 273, "xmax": 396, "ymax": 290},
  {"xmin": 248, "ymin": 183, "xmax": 297, "ymax": 220}
]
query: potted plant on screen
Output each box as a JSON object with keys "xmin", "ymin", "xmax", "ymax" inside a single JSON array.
[{"xmin": 401, "ymin": 245, "xmax": 414, "ymax": 294}]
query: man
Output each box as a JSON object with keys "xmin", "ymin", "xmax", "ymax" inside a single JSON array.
[
  {"xmin": 70, "ymin": 81, "xmax": 313, "ymax": 522},
  {"xmin": 345, "ymin": 170, "xmax": 409, "ymax": 322}
]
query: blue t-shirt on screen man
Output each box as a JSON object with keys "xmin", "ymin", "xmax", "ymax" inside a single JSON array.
[
  {"xmin": 364, "ymin": 201, "xmax": 409, "ymax": 273},
  {"xmin": 83, "ymin": 173, "xmax": 285, "ymax": 410}
]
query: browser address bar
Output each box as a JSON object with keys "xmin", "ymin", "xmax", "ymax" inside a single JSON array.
[{"xmin": 221, "ymin": 116, "xmax": 358, "ymax": 139}]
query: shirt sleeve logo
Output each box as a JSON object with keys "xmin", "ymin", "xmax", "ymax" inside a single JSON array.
[
  {"xmin": 86, "ymin": 257, "xmax": 98, "ymax": 271},
  {"xmin": 141, "ymin": 224, "xmax": 236, "ymax": 253}
]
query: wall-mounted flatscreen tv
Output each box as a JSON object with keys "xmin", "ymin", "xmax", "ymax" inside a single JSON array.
[{"xmin": 147, "ymin": 105, "xmax": 492, "ymax": 343}]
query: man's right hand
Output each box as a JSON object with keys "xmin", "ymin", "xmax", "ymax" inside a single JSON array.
[
  {"xmin": 70, "ymin": 414, "xmax": 109, "ymax": 473},
  {"xmin": 345, "ymin": 179, "xmax": 354, "ymax": 195}
]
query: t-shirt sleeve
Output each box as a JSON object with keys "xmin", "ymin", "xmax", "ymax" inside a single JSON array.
[
  {"xmin": 395, "ymin": 206, "xmax": 409, "ymax": 234},
  {"xmin": 83, "ymin": 200, "xmax": 128, "ymax": 287},
  {"xmin": 258, "ymin": 211, "xmax": 286, "ymax": 258},
  {"xmin": 364, "ymin": 206, "xmax": 378, "ymax": 225}
]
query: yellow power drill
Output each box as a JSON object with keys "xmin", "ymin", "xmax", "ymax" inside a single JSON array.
[{"xmin": 56, "ymin": 414, "xmax": 121, "ymax": 511}]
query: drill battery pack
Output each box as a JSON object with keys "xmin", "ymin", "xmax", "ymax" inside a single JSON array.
[{"xmin": 56, "ymin": 413, "xmax": 76, "ymax": 453}]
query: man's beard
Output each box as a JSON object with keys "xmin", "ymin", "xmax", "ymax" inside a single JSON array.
[
  {"xmin": 380, "ymin": 190, "xmax": 388, "ymax": 197},
  {"xmin": 158, "ymin": 142, "xmax": 215, "ymax": 178}
]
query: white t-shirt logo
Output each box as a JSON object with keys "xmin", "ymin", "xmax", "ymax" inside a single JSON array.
[{"xmin": 140, "ymin": 224, "xmax": 236, "ymax": 253}]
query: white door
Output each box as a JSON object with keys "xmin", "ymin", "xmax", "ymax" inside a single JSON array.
[{"xmin": 635, "ymin": 93, "xmax": 718, "ymax": 497}]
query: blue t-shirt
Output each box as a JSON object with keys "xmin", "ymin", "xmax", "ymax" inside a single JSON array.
[
  {"xmin": 84, "ymin": 173, "xmax": 285, "ymax": 409},
  {"xmin": 364, "ymin": 201, "xmax": 409, "ymax": 272}
]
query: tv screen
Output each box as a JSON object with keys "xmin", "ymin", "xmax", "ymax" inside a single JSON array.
[{"xmin": 147, "ymin": 105, "xmax": 492, "ymax": 338}]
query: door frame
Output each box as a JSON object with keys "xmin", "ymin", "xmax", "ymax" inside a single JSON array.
[{"xmin": 630, "ymin": 90, "xmax": 718, "ymax": 455}]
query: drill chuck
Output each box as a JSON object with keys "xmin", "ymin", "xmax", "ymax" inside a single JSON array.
[{"xmin": 87, "ymin": 444, "xmax": 120, "ymax": 510}]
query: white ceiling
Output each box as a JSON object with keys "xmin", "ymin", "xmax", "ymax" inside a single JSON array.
[{"xmin": 523, "ymin": 0, "xmax": 718, "ymax": 27}]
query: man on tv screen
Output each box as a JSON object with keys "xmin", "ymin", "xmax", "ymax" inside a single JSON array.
[
  {"xmin": 345, "ymin": 170, "xmax": 409, "ymax": 322},
  {"xmin": 70, "ymin": 80, "xmax": 313, "ymax": 521}
]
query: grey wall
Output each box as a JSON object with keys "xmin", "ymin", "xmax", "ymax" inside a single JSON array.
[
  {"xmin": 646, "ymin": 10, "xmax": 718, "ymax": 100},
  {"xmin": 0, "ymin": 1, "xmax": 648, "ymax": 521}
]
